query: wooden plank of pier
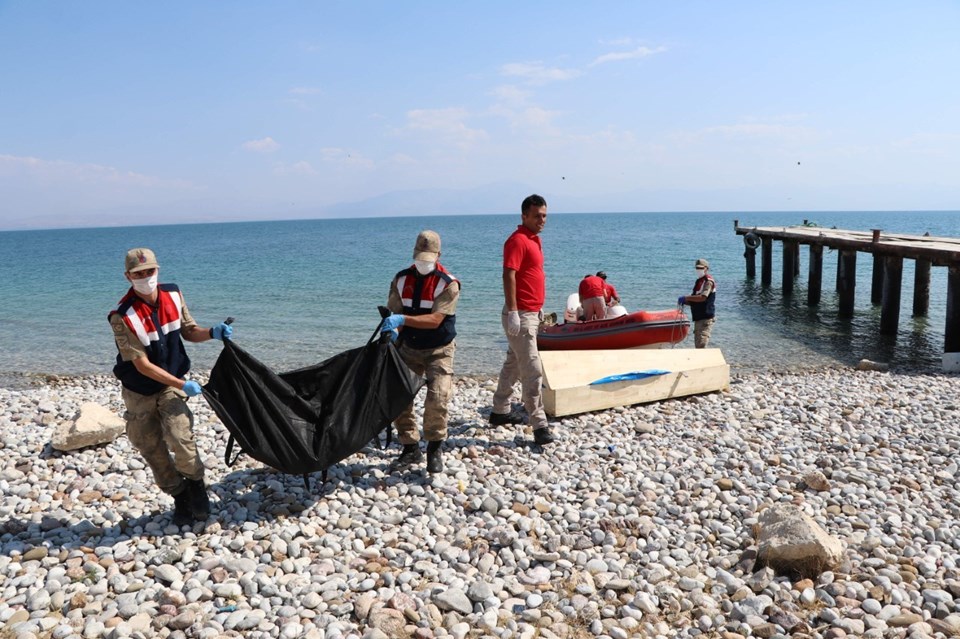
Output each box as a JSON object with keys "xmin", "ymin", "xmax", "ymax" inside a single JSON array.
[{"xmin": 733, "ymin": 221, "xmax": 960, "ymax": 369}]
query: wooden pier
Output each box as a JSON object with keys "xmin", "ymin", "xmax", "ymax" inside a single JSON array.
[{"xmin": 733, "ymin": 220, "xmax": 960, "ymax": 371}]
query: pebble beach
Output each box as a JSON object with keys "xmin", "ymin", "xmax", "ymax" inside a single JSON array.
[{"xmin": 1, "ymin": 368, "xmax": 959, "ymax": 639}]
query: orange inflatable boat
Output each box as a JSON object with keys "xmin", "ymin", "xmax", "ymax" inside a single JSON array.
[{"xmin": 537, "ymin": 309, "xmax": 690, "ymax": 351}]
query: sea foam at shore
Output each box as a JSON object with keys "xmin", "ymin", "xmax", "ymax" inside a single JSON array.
[{"xmin": 1, "ymin": 369, "xmax": 959, "ymax": 639}]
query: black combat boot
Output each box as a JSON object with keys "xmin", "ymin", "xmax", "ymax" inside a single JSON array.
[
  {"xmin": 185, "ymin": 478, "xmax": 210, "ymax": 520},
  {"xmin": 172, "ymin": 488, "xmax": 193, "ymax": 526},
  {"xmin": 426, "ymin": 440, "xmax": 443, "ymax": 473},
  {"xmin": 390, "ymin": 443, "xmax": 423, "ymax": 471},
  {"xmin": 488, "ymin": 411, "xmax": 524, "ymax": 426},
  {"xmin": 534, "ymin": 427, "xmax": 555, "ymax": 445}
]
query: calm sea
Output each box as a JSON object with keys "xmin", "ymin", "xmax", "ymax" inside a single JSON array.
[{"xmin": 2, "ymin": 211, "xmax": 958, "ymax": 381}]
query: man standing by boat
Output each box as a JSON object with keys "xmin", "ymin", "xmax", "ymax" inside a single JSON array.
[
  {"xmin": 380, "ymin": 230, "xmax": 460, "ymax": 473},
  {"xmin": 109, "ymin": 248, "xmax": 233, "ymax": 526},
  {"xmin": 678, "ymin": 258, "xmax": 717, "ymax": 348},
  {"xmin": 489, "ymin": 194, "xmax": 555, "ymax": 446}
]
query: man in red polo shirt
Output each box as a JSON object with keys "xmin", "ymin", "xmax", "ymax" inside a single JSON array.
[
  {"xmin": 489, "ymin": 194, "xmax": 555, "ymax": 445},
  {"xmin": 578, "ymin": 273, "xmax": 607, "ymax": 321}
]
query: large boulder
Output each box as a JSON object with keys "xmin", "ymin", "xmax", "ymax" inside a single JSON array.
[
  {"xmin": 51, "ymin": 402, "xmax": 125, "ymax": 451},
  {"xmin": 756, "ymin": 504, "xmax": 844, "ymax": 578}
]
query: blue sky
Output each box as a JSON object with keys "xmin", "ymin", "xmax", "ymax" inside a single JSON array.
[{"xmin": 1, "ymin": 1, "xmax": 958, "ymax": 229}]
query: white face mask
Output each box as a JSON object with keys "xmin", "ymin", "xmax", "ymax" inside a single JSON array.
[
  {"xmin": 695, "ymin": 268, "xmax": 706, "ymax": 278},
  {"xmin": 414, "ymin": 259, "xmax": 436, "ymax": 275},
  {"xmin": 131, "ymin": 273, "xmax": 158, "ymax": 295}
]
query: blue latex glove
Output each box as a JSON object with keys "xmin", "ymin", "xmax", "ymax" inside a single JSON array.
[
  {"xmin": 388, "ymin": 329, "xmax": 399, "ymax": 343},
  {"xmin": 677, "ymin": 296, "xmax": 686, "ymax": 306},
  {"xmin": 211, "ymin": 323, "xmax": 233, "ymax": 341},
  {"xmin": 381, "ymin": 314, "xmax": 405, "ymax": 332},
  {"xmin": 182, "ymin": 380, "xmax": 202, "ymax": 397}
]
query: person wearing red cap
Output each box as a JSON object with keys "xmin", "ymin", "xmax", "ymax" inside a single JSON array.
[{"xmin": 109, "ymin": 248, "xmax": 233, "ymax": 527}]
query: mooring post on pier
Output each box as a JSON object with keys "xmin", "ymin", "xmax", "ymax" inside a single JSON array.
[
  {"xmin": 871, "ymin": 253, "xmax": 885, "ymax": 305},
  {"xmin": 808, "ymin": 244, "xmax": 823, "ymax": 306},
  {"xmin": 880, "ymin": 256, "xmax": 903, "ymax": 335},
  {"xmin": 945, "ymin": 264, "xmax": 960, "ymax": 371},
  {"xmin": 736, "ymin": 220, "xmax": 758, "ymax": 279},
  {"xmin": 838, "ymin": 250, "xmax": 857, "ymax": 317},
  {"xmin": 913, "ymin": 259, "xmax": 931, "ymax": 317},
  {"xmin": 761, "ymin": 237, "xmax": 772, "ymax": 286}
]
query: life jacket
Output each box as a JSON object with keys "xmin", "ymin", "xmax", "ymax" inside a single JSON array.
[
  {"xmin": 393, "ymin": 264, "xmax": 458, "ymax": 349},
  {"xmin": 108, "ymin": 283, "xmax": 191, "ymax": 395},
  {"xmin": 690, "ymin": 274, "xmax": 717, "ymax": 321}
]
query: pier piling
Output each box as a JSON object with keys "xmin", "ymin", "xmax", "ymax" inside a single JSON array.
[
  {"xmin": 946, "ymin": 265, "xmax": 960, "ymax": 355},
  {"xmin": 807, "ymin": 245, "xmax": 823, "ymax": 306},
  {"xmin": 761, "ymin": 237, "xmax": 772, "ymax": 286},
  {"xmin": 838, "ymin": 250, "xmax": 857, "ymax": 318},
  {"xmin": 880, "ymin": 256, "xmax": 903, "ymax": 335},
  {"xmin": 914, "ymin": 259, "xmax": 930, "ymax": 317},
  {"xmin": 871, "ymin": 253, "xmax": 885, "ymax": 305},
  {"xmin": 782, "ymin": 240, "xmax": 797, "ymax": 295}
]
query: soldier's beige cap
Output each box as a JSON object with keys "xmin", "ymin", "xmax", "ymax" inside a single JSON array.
[
  {"xmin": 413, "ymin": 230, "xmax": 441, "ymax": 261},
  {"xmin": 125, "ymin": 248, "xmax": 159, "ymax": 273}
]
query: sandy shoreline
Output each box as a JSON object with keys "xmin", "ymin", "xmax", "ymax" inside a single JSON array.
[{"xmin": 1, "ymin": 368, "xmax": 959, "ymax": 638}]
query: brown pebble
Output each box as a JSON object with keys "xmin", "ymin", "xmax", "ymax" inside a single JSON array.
[{"xmin": 794, "ymin": 578, "xmax": 814, "ymax": 591}]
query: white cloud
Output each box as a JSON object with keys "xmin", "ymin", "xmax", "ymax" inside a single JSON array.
[
  {"xmin": 0, "ymin": 154, "xmax": 193, "ymax": 189},
  {"xmin": 600, "ymin": 37, "xmax": 635, "ymax": 47},
  {"xmin": 489, "ymin": 84, "xmax": 531, "ymax": 106},
  {"xmin": 500, "ymin": 61, "xmax": 581, "ymax": 84},
  {"xmin": 283, "ymin": 98, "xmax": 311, "ymax": 112},
  {"xmin": 590, "ymin": 45, "xmax": 666, "ymax": 66},
  {"xmin": 404, "ymin": 108, "xmax": 488, "ymax": 147},
  {"xmin": 273, "ymin": 161, "xmax": 317, "ymax": 176},
  {"xmin": 664, "ymin": 118, "xmax": 818, "ymax": 147},
  {"xmin": 387, "ymin": 153, "xmax": 418, "ymax": 166},
  {"xmin": 242, "ymin": 137, "xmax": 280, "ymax": 153},
  {"xmin": 488, "ymin": 104, "xmax": 562, "ymax": 132},
  {"xmin": 319, "ymin": 148, "xmax": 374, "ymax": 168},
  {"xmin": 699, "ymin": 123, "xmax": 816, "ymax": 141},
  {"xmin": 892, "ymin": 132, "xmax": 960, "ymax": 155}
]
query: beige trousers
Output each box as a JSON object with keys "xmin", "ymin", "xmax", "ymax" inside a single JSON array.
[
  {"xmin": 581, "ymin": 296, "xmax": 606, "ymax": 321},
  {"xmin": 122, "ymin": 386, "xmax": 204, "ymax": 495},
  {"xmin": 394, "ymin": 341, "xmax": 456, "ymax": 444},
  {"xmin": 493, "ymin": 309, "xmax": 548, "ymax": 430},
  {"xmin": 694, "ymin": 318, "xmax": 715, "ymax": 348}
]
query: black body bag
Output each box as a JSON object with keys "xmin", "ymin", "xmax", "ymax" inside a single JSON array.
[{"xmin": 202, "ymin": 324, "xmax": 423, "ymax": 485}]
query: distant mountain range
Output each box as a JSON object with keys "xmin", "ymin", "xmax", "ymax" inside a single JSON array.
[
  {"xmin": 316, "ymin": 182, "xmax": 535, "ymax": 217},
  {"xmin": 6, "ymin": 181, "xmax": 955, "ymax": 230}
]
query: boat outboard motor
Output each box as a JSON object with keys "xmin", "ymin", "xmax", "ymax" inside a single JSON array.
[{"xmin": 564, "ymin": 293, "xmax": 583, "ymax": 323}]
